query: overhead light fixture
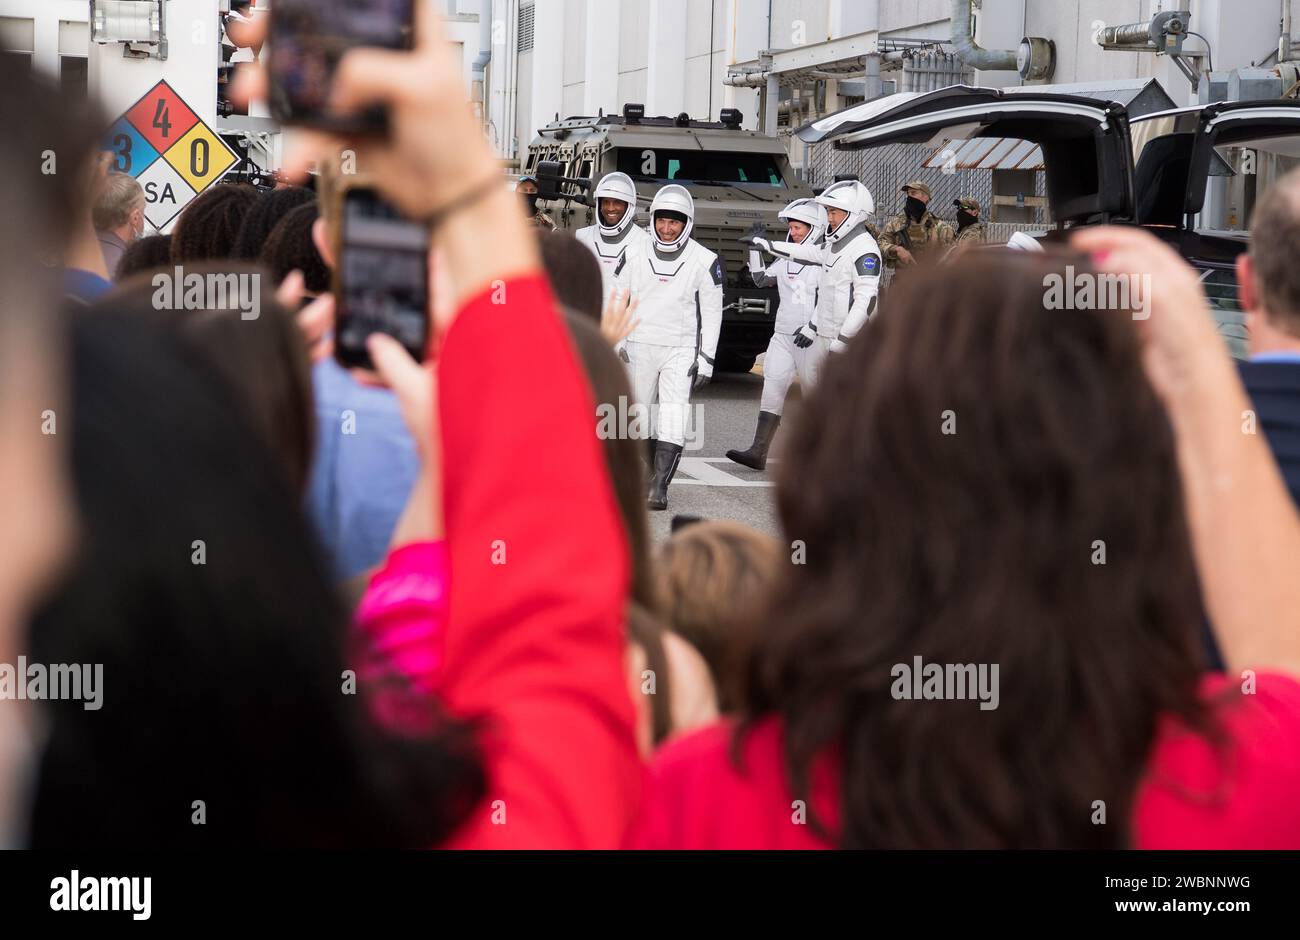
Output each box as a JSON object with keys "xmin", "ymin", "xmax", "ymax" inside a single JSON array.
[{"xmin": 90, "ymin": 1, "xmax": 168, "ymax": 60}]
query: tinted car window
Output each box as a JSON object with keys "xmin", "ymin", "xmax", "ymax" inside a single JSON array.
[
  {"xmin": 617, "ymin": 148, "xmax": 785, "ymax": 186},
  {"xmin": 1200, "ymin": 267, "xmax": 1248, "ymax": 360}
]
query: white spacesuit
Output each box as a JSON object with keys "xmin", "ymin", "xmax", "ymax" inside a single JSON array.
[
  {"xmin": 624, "ymin": 184, "xmax": 724, "ymax": 511},
  {"xmin": 726, "ymin": 198, "xmax": 826, "ymax": 471},
  {"xmin": 575, "ymin": 172, "xmax": 650, "ymax": 305},
  {"xmin": 745, "ymin": 179, "xmax": 882, "ymax": 358}
]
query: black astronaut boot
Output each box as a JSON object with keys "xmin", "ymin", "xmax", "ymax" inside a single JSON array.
[
  {"xmin": 725, "ymin": 411, "xmax": 781, "ymax": 471},
  {"xmin": 647, "ymin": 441, "xmax": 684, "ymax": 512}
]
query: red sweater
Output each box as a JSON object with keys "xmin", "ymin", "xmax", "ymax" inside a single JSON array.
[
  {"xmin": 429, "ymin": 275, "xmax": 639, "ymax": 849},
  {"xmin": 631, "ymin": 673, "xmax": 1300, "ymax": 849}
]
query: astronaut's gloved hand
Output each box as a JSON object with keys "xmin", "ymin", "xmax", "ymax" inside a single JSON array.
[{"xmin": 691, "ymin": 355, "xmax": 712, "ymax": 390}]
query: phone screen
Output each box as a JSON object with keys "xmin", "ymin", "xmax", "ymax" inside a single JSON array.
[
  {"xmin": 268, "ymin": 0, "xmax": 414, "ymax": 133},
  {"xmin": 335, "ymin": 189, "xmax": 430, "ymax": 370}
]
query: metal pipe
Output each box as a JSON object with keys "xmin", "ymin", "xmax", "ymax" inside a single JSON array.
[{"xmin": 950, "ymin": 0, "xmax": 1016, "ymax": 70}]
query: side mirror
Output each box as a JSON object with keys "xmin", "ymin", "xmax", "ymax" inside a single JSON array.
[
  {"xmin": 535, "ymin": 159, "xmax": 594, "ymax": 206},
  {"xmin": 535, "ymin": 160, "xmax": 566, "ymax": 201}
]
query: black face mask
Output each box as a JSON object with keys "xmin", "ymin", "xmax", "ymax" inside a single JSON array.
[
  {"xmin": 957, "ymin": 210, "xmax": 977, "ymax": 230},
  {"xmin": 905, "ymin": 196, "xmax": 927, "ymax": 221},
  {"xmin": 524, "ymin": 194, "xmax": 539, "ymax": 215}
]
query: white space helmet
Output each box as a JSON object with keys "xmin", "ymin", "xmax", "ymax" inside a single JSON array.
[
  {"xmin": 815, "ymin": 180, "xmax": 875, "ymax": 243},
  {"xmin": 649, "ymin": 184, "xmax": 695, "ymax": 254},
  {"xmin": 594, "ymin": 172, "xmax": 638, "ymax": 238},
  {"xmin": 1007, "ymin": 231, "xmax": 1045, "ymax": 252},
  {"xmin": 779, "ymin": 198, "xmax": 828, "ymax": 244}
]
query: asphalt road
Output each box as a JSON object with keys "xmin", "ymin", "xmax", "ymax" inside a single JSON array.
[{"xmin": 645, "ymin": 364, "xmax": 801, "ymax": 544}]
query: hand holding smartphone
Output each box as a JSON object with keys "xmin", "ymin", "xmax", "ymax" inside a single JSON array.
[
  {"xmin": 268, "ymin": 0, "xmax": 415, "ymax": 134},
  {"xmin": 333, "ymin": 186, "xmax": 432, "ymax": 372}
]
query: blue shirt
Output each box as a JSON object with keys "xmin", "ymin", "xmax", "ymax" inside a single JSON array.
[
  {"xmin": 306, "ymin": 358, "xmax": 419, "ymax": 581},
  {"xmin": 64, "ymin": 269, "xmax": 113, "ymax": 304},
  {"xmin": 1251, "ymin": 351, "xmax": 1300, "ymax": 365}
]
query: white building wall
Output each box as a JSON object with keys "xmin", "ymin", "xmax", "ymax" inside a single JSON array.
[{"xmin": 0, "ymin": 0, "xmax": 87, "ymax": 77}]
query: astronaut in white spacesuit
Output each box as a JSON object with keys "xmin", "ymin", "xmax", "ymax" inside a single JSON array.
[
  {"xmin": 744, "ymin": 179, "xmax": 883, "ymax": 360},
  {"xmin": 624, "ymin": 183, "xmax": 724, "ymax": 512},
  {"xmin": 575, "ymin": 171, "xmax": 649, "ymax": 306},
  {"xmin": 726, "ymin": 198, "xmax": 827, "ymax": 471}
]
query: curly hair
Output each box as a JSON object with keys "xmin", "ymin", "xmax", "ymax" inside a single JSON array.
[
  {"xmin": 743, "ymin": 248, "xmax": 1219, "ymax": 848},
  {"xmin": 169, "ymin": 183, "xmax": 259, "ymax": 264},
  {"xmin": 232, "ymin": 186, "xmax": 317, "ymax": 261},
  {"xmin": 259, "ymin": 202, "xmax": 330, "ymax": 293}
]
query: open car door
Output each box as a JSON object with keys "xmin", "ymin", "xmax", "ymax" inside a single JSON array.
[
  {"xmin": 797, "ymin": 85, "xmax": 1137, "ymax": 226},
  {"xmin": 1131, "ymin": 100, "xmax": 1300, "ymax": 229}
]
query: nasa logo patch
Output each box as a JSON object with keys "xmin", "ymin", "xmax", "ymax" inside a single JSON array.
[
  {"xmin": 711, "ymin": 259, "xmax": 724, "ymax": 286},
  {"xmin": 856, "ymin": 253, "xmax": 881, "ymax": 277}
]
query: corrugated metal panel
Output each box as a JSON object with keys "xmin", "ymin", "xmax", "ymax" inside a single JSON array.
[{"xmin": 921, "ymin": 137, "xmax": 1045, "ymax": 170}]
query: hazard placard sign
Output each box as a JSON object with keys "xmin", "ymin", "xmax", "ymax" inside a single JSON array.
[{"xmin": 103, "ymin": 81, "xmax": 241, "ymax": 232}]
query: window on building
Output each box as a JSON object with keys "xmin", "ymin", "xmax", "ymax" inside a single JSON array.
[
  {"xmin": 60, "ymin": 56, "xmax": 88, "ymax": 98},
  {"xmin": 1, "ymin": 16, "xmax": 35, "ymax": 72}
]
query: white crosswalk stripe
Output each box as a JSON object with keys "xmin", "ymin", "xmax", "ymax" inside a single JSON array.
[{"xmin": 673, "ymin": 458, "xmax": 777, "ymax": 487}]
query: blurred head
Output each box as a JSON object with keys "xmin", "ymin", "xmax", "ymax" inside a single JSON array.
[
  {"xmin": 0, "ymin": 57, "xmax": 96, "ymax": 845},
  {"xmin": 788, "ymin": 220, "xmax": 811, "ymax": 243},
  {"xmin": 540, "ymin": 232, "xmax": 604, "ymax": 323},
  {"xmin": 259, "ymin": 203, "xmax": 329, "ymax": 295},
  {"xmin": 1240, "ymin": 167, "xmax": 1300, "ymax": 354},
  {"xmin": 115, "ymin": 235, "xmax": 173, "ymax": 280},
  {"xmin": 825, "ymin": 207, "xmax": 848, "ymax": 232},
  {"xmin": 231, "ymin": 186, "xmax": 316, "ymax": 261},
  {"xmin": 169, "ymin": 184, "xmax": 259, "ymax": 265},
  {"xmin": 656, "ymin": 521, "xmax": 780, "ymax": 712},
  {"xmin": 0, "ymin": 60, "xmax": 86, "ymax": 646},
  {"xmin": 27, "ymin": 309, "xmax": 484, "ymax": 847},
  {"xmin": 112, "ymin": 265, "xmax": 315, "ymax": 495},
  {"xmin": 747, "ymin": 249, "xmax": 1214, "ymax": 848},
  {"xmin": 93, "ymin": 173, "xmax": 146, "ymax": 242}
]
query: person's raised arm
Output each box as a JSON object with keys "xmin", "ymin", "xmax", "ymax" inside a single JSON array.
[
  {"xmin": 1072, "ymin": 226, "xmax": 1300, "ymax": 679},
  {"xmin": 327, "ymin": 2, "xmax": 638, "ymax": 848}
]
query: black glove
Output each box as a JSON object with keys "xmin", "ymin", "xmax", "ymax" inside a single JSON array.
[
  {"xmin": 793, "ymin": 323, "xmax": 817, "ymax": 348},
  {"xmin": 737, "ymin": 221, "xmax": 767, "ymax": 244}
]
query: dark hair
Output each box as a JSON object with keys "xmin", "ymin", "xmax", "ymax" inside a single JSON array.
[
  {"xmin": 111, "ymin": 264, "xmax": 315, "ymax": 495},
  {"xmin": 259, "ymin": 203, "xmax": 330, "ymax": 293},
  {"xmin": 115, "ymin": 234, "xmax": 174, "ymax": 280},
  {"xmin": 231, "ymin": 186, "xmax": 317, "ymax": 261},
  {"xmin": 563, "ymin": 313, "xmax": 674, "ymax": 742},
  {"xmin": 1249, "ymin": 167, "xmax": 1300, "ymax": 337},
  {"xmin": 744, "ymin": 249, "xmax": 1219, "ymax": 848},
  {"xmin": 564, "ymin": 314, "xmax": 654, "ymax": 608},
  {"xmin": 28, "ymin": 308, "xmax": 484, "ymax": 848},
  {"xmin": 170, "ymin": 183, "xmax": 259, "ymax": 265},
  {"xmin": 541, "ymin": 233, "xmax": 604, "ymax": 323}
]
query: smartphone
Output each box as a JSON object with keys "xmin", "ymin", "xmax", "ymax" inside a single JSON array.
[
  {"xmin": 334, "ymin": 188, "xmax": 431, "ymax": 371},
  {"xmin": 267, "ymin": 0, "xmax": 415, "ymax": 134}
]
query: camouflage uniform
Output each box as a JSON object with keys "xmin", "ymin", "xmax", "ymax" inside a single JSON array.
[
  {"xmin": 878, "ymin": 182, "xmax": 954, "ymax": 269},
  {"xmin": 950, "ymin": 197, "xmax": 986, "ymax": 253}
]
